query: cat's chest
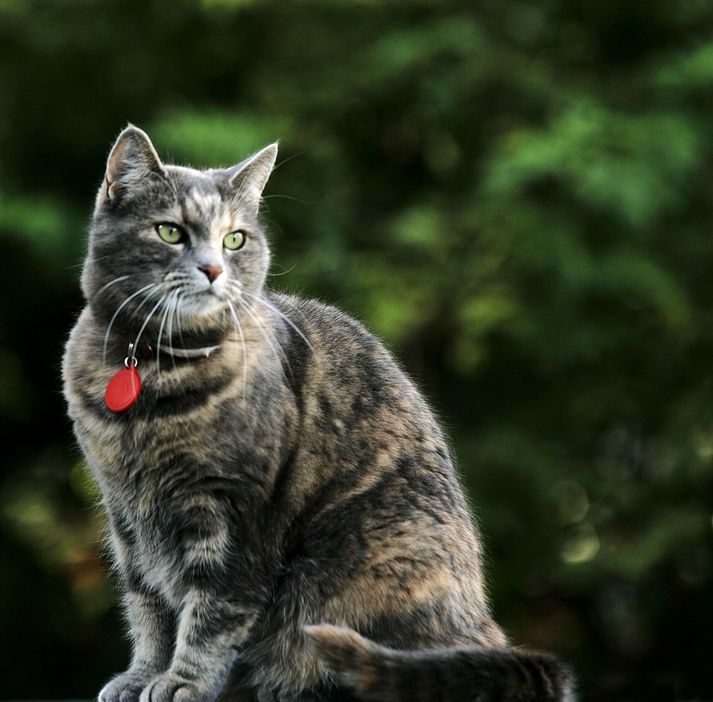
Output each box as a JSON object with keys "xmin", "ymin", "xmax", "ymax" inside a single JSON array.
[
  {"xmin": 76, "ymin": 377, "xmax": 230, "ymax": 481},
  {"xmin": 66, "ymin": 336, "xmax": 238, "ymax": 481},
  {"xmin": 96, "ymin": 411, "xmax": 223, "ymax": 525},
  {"xmin": 102, "ymin": 418, "xmax": 233, "ymax": 604},
  {"xmin": 119, "ymin": 488, "xmax": 201, "ymax": 605}
]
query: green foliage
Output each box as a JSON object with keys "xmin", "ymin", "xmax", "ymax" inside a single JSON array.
[{"xmin": 0, "ymin": 1, "xmax": 712, "ymax": 699}]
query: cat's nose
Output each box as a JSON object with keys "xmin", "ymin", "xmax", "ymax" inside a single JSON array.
[{"xmin": 198, "ymin": 264, "xmax": 224, "ymax": 284}]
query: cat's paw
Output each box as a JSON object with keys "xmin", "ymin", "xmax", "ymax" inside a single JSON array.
[
  {"xmin": 139, "ymin": 672, "xmax": 212, "ymax": 702},
  {"xmin": 99, "ymin": 670, "xmax": 155, "ymax": 702}
]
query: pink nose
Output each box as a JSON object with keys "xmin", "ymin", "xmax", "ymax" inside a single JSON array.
[{"xmin": 198, "ymin": 265, "xmax": 223, "ymax": 283}]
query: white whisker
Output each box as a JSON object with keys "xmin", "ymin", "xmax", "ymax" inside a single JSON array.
[
  {"xmin": 266, "ymin": 265, "xmax": 296, "ymax": 277},
  {"xmin": 176, "ymin": 293, "xmax": 187, "ymax": 346},
  {"xmin": 131, "ymin": 284, "xmax": 164, "ymax": 319},
  {"xmin": 167, "ymin": 292, "xmax": 181, "ymax": 371},
  {"xmin": 132, "ymin": 294, "xmax": 169, "ymax": 356},
  {"xmin": 226, "ymin": 301, "xmax": 248, "ymax": 398},
  {"xmin": 102, "ymin": 282, "xmax": 159, "ymax": 363},
  {"xmin": 155, "ymin": 289, "xmax": 179, "ymax": 384},
  {"xmin": 90, "ymin": 274, "xmax": 130, "ymax": 302},
  {"xmin": 234, "ymin": 293, "xmax": 290, "ymax": 375},
  {"xmin": 243, "ymin": 290, "xmax": 314, "ymax": 353}
]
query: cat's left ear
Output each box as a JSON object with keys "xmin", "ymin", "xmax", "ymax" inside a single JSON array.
[{"xmin": 228, "ymin": 143, "xmax": 278, "ymax": 213}]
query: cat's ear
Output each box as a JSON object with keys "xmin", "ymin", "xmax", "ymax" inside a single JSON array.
[
  {"xmin": 228, "ymin": 143, "xmax": 278, "ymax": 213},
  {"xmin": 99, "ymin": 125, "xmax": 166, "ymax": 205}
]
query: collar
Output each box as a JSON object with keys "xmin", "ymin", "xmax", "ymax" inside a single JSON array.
[
  {"xmin": 157, "ymin": 343, "xmax": 221, "ymax": 359},
  {"xmin": 129, "ymin": 341, "xmax": 221, "ymax": 362}
]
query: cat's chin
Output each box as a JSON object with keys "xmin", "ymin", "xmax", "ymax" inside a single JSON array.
[{"xmin": 178, "ymin": 291, "xmax": 229, "ymax": 325}]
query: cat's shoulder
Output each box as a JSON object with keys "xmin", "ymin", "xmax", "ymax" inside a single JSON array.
[{"xmin": 267, "ymin": 291, "xmax": 376, "ymax": 343}]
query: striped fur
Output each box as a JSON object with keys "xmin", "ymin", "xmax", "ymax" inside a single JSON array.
[
  {"xmin": 305, "ymin": 625, "xmax": 575, "ymax": 702},
  {"xmin": 63, "ymin": 126, "xmax": 575, "ymax": 702}
]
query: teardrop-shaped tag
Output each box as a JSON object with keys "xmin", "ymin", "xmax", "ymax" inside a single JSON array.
[{"xmin": 105, "ymin": 366, "xmax": 142, "ymax": 412}]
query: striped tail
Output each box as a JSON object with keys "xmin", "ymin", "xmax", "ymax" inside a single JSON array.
[{"xmin": 305, "ymin": 624, "xmax": 576, "ymax": 702}]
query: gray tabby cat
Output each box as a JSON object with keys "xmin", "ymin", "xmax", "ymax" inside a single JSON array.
[{"xmin": 63, "ymin": 126, "xmax": 575, "ymax": 702}]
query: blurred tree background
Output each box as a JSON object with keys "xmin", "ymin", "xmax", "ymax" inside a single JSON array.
[{"xmin": 0, "ymin": 0, "xmax": 711, "ymax": 699}]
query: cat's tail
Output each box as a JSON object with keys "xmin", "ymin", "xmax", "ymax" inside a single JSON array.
[{"xmin": 305, "ymin": 624, "xmax": 576, "ymax": 702}]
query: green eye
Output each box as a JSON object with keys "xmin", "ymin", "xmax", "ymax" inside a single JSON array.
[
  {"xmin": 156, "ymin": 223, "xmax": 183, "ymax": 245},
  {"xmin": 224, "ymin": 230, "xmax": 246, "ymax": 250}
]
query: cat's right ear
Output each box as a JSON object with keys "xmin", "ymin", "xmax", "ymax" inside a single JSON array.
[
  {"xmin": 97, "ymin": 125, "xmax": 165, "ymax": 206},
  {"xmin": 227, "ymin": 143, "xmax": 278, "ymax": 214}
]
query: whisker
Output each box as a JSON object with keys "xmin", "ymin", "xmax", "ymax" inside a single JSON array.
[
  {"xmin": 67, "ymin": 254, "xmax": 116, "ymax": 271},
  {"xmin": 243, "ymin": 290, "xmax": 314, "ymax": 353},
  {"xmin": 167, "ymin": 292, "xmax": 182, "ymax": 371},
  {"xmin": 273, "ymin": 151, "xmax": 304, "ymax": 172},
  {"xmin": 267, "ymin": 264, "xmax": 297, "ymax": 277},
  {"xmin": 226, "ymin": 301, "xmax": 248, "ymax": 398},
  {"xmin": 131, "ymin": 284, "xmax": 164, "ymax": 319},
  {"xmin": 261, "ymin": 193, "xmax": 309, "ymax": 205},
  {"xmin": 175, "ymin": 292, "xmax": 187, "ymax": 350},
  {"xmin": 102, "ymin": 282, "xmax": 159, "ymax": 363},
  {"xmin": 132, "ymin": 294, "xmax": 169, "ymax": 357},
  {"xmin": 128, "ymin": 279, "xmax": 184, "ymax": 325},
  {"xmin": 226, "ymin": 284, "xmax": 293, "ymax": 387},
  {"xmin": 233, "ymin": 293, "xmax": 291, "ymax": 377},
  {"xmin": 89, "ymin": 274, "xmax": 130, "ymax": 302},
  {"xmin": 155, "ymin": 289, "xmax": 179, "ymax": 384}
]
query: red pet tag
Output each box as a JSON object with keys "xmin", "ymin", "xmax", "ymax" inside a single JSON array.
[{"xmin": 105, "ymin": 346, "xmax": 141, "ymax": 412}]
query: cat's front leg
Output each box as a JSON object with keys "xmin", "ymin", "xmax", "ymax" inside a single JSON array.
[
  {"xmin": 100, "ymin": 588, "xmax": 175, "ymax": 702},
  {"xmin": 100, "ymin": 515, "xmax": 175, "ymax": 702},
  {"xmin": 139, "ymin": 589, "xmax": 258, "ymax": 702}
]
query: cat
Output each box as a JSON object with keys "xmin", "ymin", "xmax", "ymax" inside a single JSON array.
[{"xmin": 63, "ymin": 125, "xmax": 575, "ymax": 702}]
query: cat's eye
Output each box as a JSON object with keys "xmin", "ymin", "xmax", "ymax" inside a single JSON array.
[
  {"xmin": 155, "ymin": 223, "xmax": 184, "ymax": 245},
  {"xmin": 224, "ymin": 230, "xmax": 246, "ymax": 251}
]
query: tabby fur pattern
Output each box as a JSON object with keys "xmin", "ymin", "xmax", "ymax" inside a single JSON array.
[{"xmin": 63, "ymin": 126, "xmax": 575, "ymax": 702}]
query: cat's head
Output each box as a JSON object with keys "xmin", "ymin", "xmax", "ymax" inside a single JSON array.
[{"xmin": 82, "ymin": 125, "xmax": 277, "ymax": 342}]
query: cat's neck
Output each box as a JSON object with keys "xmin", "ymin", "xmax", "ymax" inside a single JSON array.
[
  {"xmin": 156, "ymin": 342, "xmax": 222, "ymax": 359},
  {"xmin": 82, "ymin": 302, "xmax": 278, "ymax": 374}
]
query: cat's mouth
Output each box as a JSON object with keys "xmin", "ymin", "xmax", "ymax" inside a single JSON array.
[
  {"xmin": 179, "ymin": 288, "xmax": 229, "ymax": 318},
  {"xmin": 154, "ymin": 273, "xmax": 245, "ymax": 330}
]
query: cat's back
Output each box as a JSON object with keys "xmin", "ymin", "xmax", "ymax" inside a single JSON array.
[
  {"xmin": 269, "ymin": 292, "xmax": 433, "ymax": 422},
  {"xmin": 268, "ymin": 291, "xmax": 467, "ymax": 515},
  {"xmin": 248, "ymin": 293, "xmax": 508, "ymax": 674}
]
